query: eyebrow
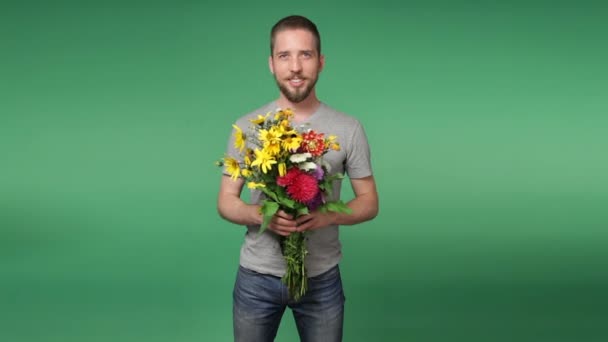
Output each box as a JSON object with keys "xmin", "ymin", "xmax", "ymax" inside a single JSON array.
[{"xmin": 275, "ymin": 50, "xmax": 316, "ymax": 56}]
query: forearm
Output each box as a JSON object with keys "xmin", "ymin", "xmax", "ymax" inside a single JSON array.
[
  {"xmin": 217, "ymin": 175, "xmax": 263, "ymax": 226},
  {"xmin": 217, "ymin": 194, "xmax": 263, "ymax": 226},
  {"xmin": 331, "ymin": 191, "xmax": 378, "ymax": 226}
]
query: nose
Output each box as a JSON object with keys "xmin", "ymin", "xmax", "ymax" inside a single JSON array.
[{"xmin": 290, "ymin": 57, "xmax": 302, "ymax": 73}]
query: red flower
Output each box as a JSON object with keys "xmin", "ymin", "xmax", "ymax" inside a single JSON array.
[
  {"xmin": 286, "ymin": 172, "xmax": 319, "ymax": 203},
  {"xmin": 277, "ymin": 167, "xmax": 303, "ymax": 187},
  {"xmin": 277, "ymin": 167, "xmax": 319, "ymax": 203},
  {"xmin": 300, "ymin": 130, "xmax": 325, "ymax": 157}
]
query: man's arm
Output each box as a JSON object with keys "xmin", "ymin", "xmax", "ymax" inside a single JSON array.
[
  {"xmin": 217, "ymin": 175, "xmax": 299, "ymax": 236},
  {"xmin": 295, "ymin": 175, "xmax": 379, "ymax": 231},
  {"xmin": 217, "ymin": 175, "xmax": 262, "ymax": 226}
]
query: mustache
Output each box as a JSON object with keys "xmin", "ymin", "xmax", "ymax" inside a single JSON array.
[{"xmin": 287, "ymin": 73, "xmax": 306, "ymax": 80}]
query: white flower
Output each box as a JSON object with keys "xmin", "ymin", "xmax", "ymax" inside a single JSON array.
[
  {"xmin": 298, "ymin": 162, "xmax": 317, "ymax": 171},
  {"xmin": 289, "ymin": 153, "xmax": 312, "ymax": 163}
]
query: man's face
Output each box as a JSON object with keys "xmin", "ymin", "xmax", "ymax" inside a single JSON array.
[{"xmin": 269, "ymin": 29, "xmax": 324, "ymax": 103}]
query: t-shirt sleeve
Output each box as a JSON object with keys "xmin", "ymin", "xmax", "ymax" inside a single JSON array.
[{"xmin": 345, "ymin": 121, "xmax": 373, "ymax": 179}]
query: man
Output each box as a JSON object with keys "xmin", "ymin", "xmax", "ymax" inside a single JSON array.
[{"xmin": 217, "ymin": 15, "xmax": 378, "ymax": 342}]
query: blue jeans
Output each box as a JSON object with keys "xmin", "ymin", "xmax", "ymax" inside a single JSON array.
[{"xmin": 233, "ymin": 264, "xmax": 345, "ymax": 342}]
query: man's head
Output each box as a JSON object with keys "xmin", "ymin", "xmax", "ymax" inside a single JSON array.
[
  {"xmin": 269, "ymin": 15, "xmax": 324, "ymax": 104},
  {"xmin": 270, "ymin": 15, "xmax": 321, "ymax": 56}
]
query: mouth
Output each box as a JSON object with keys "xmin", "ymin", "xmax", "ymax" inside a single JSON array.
[{"xmin": 288, "ymin": 76, "xmax": 305, "ymax": 87}]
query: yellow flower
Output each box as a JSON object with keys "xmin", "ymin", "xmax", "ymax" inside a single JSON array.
[
  {"xmin": 325, "ymin": 135, "xmax": 340, "ymax": 151},
  {"xmin": 247, "ymin": 181, "xmax": 266, "ymax": 189},
  {"xmin": 259, "ymin": 126, "xmax": 283, "ymax": 145},
  {"xmin": 282, "ymin": 135, "xmax": 302, "ymax": 152},
  {"xmin": 278, "ymin": 162, "xmax": 286, "ymax": 177},
  {"xmin": 244, "ymin": 149, "xmax": 254, "ymax": 166},
  {"xmin": 250, "ymin": 113, "xmax": 270, "ymax": 125},
  {"xmin": 224, "ymin": 157, "xmax": 241, "ymax": 180},
  {"xmin": 232, "ymin": 124, "xmax": 246, "ymax": 152},
  {"xmin": 241, "ymin": 169, "xmax": 252, "ymax": 178},
  {"xmin": 282, "ymin": 108, "xmax": 294, "ymax": 119},
  {"xmin": 274, "ymin": 108, "xmax": 293, "ymax": 121},
  {"xmin": 264, "ymin": 141, "xmax": 281, "ymax": 156},
  {"xmin": 276, "ymin": 122, "xmax": 296, "ymax": 136},
  {"xmin": 251, "ymin": 148, "xmax": 277, "ymax": 174}
]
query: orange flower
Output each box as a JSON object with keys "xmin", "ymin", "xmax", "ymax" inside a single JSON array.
[{"xmin": 300, "ymin": 130, "xmax": 326, "ymax": 156}]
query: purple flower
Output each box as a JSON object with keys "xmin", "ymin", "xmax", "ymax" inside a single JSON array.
[
  {"xmin": 306, "ymin": 192, "xmax": 324, "ymax": 211},
  {"xmin": 312, "ymin": 164, "xmax": 324, "ymax": 180}
]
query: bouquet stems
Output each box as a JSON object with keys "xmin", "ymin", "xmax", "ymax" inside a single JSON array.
[{"xmin": 281, "ymin": 232, "xmax": 308, "ymax": 301}]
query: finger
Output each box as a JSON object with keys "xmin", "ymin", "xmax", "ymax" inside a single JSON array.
[
  {"xmin": 295, "ymin": 215, "xmax": 312, "ymax": 225},
  {"xmin": 295, "ymin": 217, "xmax": 314, "ymax": 231},
  {"xmin": 269, "ymin": 223, "xmax": 296, "ymax": 236},
  {"xmin": 272, "ymin": 216, "xmax": 298, "ymax": 227},
  {"xmin": 275, "ymin": 210, "xmax": 294, "ymax": 220},
  {"xmin": 295, "ymin": 222, "xmax": 310, "ymax": 232},
  {"xmin": 271, "ymin": 228, "xmax": 291, "ymax": 236}
]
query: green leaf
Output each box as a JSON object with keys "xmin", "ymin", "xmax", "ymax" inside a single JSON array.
[
  {"xmin": 278, "ymin": 196, "xmax": 296, "ymax": 209},
  {"xmin": 325, "ymin": 173, "xmax": 345, "ymax": 183},
  {"xmin": 320, "ymin": 201, "xmax": 352, "ymax": 214},
  {"xmin": 322, "ymin": 180, "xmax": 333, "ymax": 197},
  {"xmin": 259, "ymin": 200, "xmax": 279, "ymax": 234},
  {"xmin": 320, "ymin": 173, "xmax": 345, "ymax": 198},
  {"xmin": 296, "ymin": 206, "xmax": 309, "ymax": 217},
  {"xmin": 273, "ymin": 186, "xmax": 296, "ymax": 209},
  {"xmin": 260, "ymin": 187, "xmax": 279, "ymax": 202}
]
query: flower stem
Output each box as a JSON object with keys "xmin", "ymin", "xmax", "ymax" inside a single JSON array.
[{"xmin": 281, "ymin": 232, "xmax": 308, "ymax": 301}]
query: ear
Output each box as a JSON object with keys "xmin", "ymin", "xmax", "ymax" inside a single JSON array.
[
  {"xmin": 319, "ymin": 54, "xmax": 325, "ymax": 72},
  {"xmin": 268, "ymin": 55, "xmax": 275, "ymax": 75}
]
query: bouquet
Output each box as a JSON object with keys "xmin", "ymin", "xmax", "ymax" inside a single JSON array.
[{"xmin": 217, "ymin": 108, "xmax": 351, "ymax": 300}]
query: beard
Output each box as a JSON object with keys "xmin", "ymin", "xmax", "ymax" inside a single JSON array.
[{"xmin": 274, "ymin": 73, "xmax": 319, "ymax": 103}]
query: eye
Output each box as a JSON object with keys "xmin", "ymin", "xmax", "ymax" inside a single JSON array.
[
  {"xmin": 278, "ymin": 54, "xmax": 288, "ymax": 60},
  {"xmin": 302, "ymin": 52, "xmax": 312, "ymax": 58}
]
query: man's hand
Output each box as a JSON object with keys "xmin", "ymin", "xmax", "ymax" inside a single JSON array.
[
  {"xmin": 293, "ymin": 175, "xmax": 379, "ymax": 231},
  {"xmin": 294, "ymin": 210, "xmax": 336, "ymax": 232},
  {"xmin": 268, "ymin": 210, "xmax": 298, "ymax": 236}
]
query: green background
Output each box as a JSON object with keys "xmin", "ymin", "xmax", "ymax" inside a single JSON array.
[{"xmin": 2, "ymin": 1, "xmax": 607, "ymax": 341}]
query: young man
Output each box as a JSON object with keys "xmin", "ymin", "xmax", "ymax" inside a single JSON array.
[{"xmin": 217, "ymin": 15, "xmax": 379, "ymax": 342}]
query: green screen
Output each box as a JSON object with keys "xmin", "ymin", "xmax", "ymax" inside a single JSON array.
[{"xmin": 2, "ymin": 1, "xmax": 607, "ymax": 341}]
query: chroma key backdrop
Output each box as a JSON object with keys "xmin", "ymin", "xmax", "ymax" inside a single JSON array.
[{"xmin": 2, "ymin": 1, "xmax": 607, "ymax": 341}]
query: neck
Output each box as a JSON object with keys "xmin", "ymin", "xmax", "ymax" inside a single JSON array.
[{"xmin": 276, "ymin": 91, "xmax": 321, "ymax": 121}]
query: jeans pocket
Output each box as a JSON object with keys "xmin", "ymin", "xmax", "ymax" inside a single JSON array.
[
  {"xmin": 239, "ymin": 265, "xmax": 262, "ymax": 276},
  {"xmin": 309, "ymin": 265, "xmax": 340, "ymax": 282}
]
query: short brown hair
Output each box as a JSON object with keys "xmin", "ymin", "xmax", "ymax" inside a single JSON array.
[{"xmin": 270, "ymin": 15, "xmax": 321, "ymax": 56}]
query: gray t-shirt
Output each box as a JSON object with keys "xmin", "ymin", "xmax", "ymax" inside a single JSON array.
[{"xmin": 224, "ymin": 101, "xmax": 373, "ymax": 277}]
